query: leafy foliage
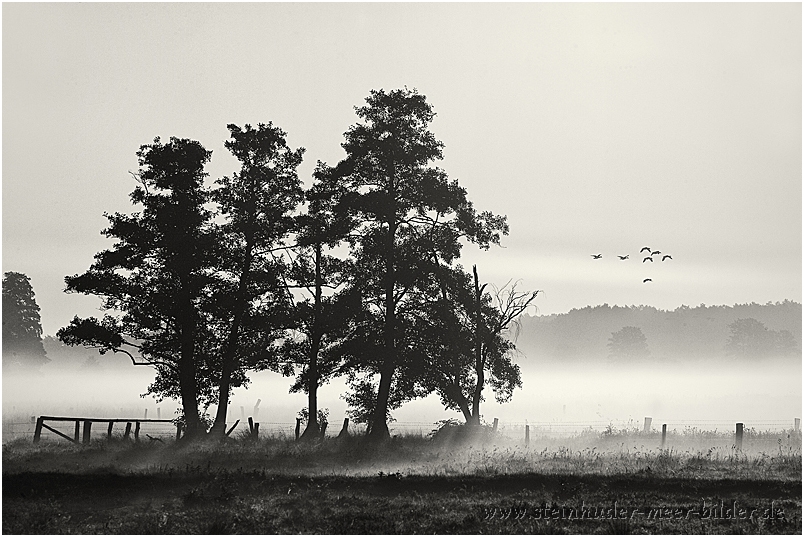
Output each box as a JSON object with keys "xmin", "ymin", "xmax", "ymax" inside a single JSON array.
[
  {"xmin": 725, "ymin": 317, "xmax": 800, "ymax": 358},
  {"xmin": 607, "ymin": 326, "xmax": 650, "ymax": 361},
  {"xmin": 2, "ymin": 271, "xmax": 49, "ymax": 370},
  {"xmin": 328, "ymin": 88, "xmax": 508, "ymax": 437},
  {"xmin": 60, "ymin": 137, "xmax": 216, "ymax": 436}
]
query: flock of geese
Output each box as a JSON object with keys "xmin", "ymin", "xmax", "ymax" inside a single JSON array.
[{"xmin": 590, "ymin": 246, "xmax": 672, "ymax": 284}]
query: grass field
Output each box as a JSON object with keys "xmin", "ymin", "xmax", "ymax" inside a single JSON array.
[{"xmin": 3, "ymin": 425, "xmax": 801, "ymax": 534}]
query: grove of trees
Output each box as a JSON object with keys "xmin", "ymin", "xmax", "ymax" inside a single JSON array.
[{"xmin": 57, "ymin": 88, "xmax": 537, "ymax": 441}]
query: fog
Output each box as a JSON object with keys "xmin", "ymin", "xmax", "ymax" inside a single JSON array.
[{"xmin": 4, "ymin": 354, "xmax": 800, "ymax": 442}]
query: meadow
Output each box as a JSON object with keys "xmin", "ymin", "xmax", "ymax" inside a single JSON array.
[{"xmin": 3, "ymin": 423, "xmax": 801, "ymax": 534}]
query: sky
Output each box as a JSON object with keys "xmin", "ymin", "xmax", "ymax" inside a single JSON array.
[{"xmin": 3, "ymin": 2, "xmax": 801, "ymax": 337}]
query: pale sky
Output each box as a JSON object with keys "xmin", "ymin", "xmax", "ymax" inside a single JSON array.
[{"xmin": 3, "ymin": 3, "xmax": 801, "ymax": 337}]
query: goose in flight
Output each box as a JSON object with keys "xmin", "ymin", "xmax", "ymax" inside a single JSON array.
[
  {"xmin": 617, "ymin": 255, "xmax": 629, "ymax": 260},
  {"xmin": 651, "ymin": 250, "xmax": 662, "ymax": 256},
  {"xmin": 643, "ymin": 257, "xmax": 654, "ymax": 263},
  {"xmin": 591, "ymin": 254, "xmax": 602, "ymax": 259},
  {"xmin": 640, "ymin": 247, "xmax": 651, "ymax": 253},
  {"xmin": 662, "ymin": 255, "xmax": 672, "ymax": 261},
  {"xmin": 643, "ymin": 278, "xmax": 652, "ymax": 283}
]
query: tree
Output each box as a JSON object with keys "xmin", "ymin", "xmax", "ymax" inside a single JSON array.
[
  {"xmin": 418, "ymin": 265, "xmax": 534, "ymax": 425},
  {"xmin": 58, "ymin": 137, "xmax": 216, "ymax": 439},
  {"xmin": 327, "ymin": 88, "xmax": 507, "ymax": 439},
  {"xmin": 725, "ymin": 317, "xmax": 799, "ymax": 358},
  {"xmin": 285, "ymin": 164, "xmax": 360, "ymax": 440},
  {"xmin": 207, "ymin": 123, "xmax": 305, "ymax": 436},
  {"xmin": 607, "ymin": 326, "xmax": 650, "ymax": 361},
  {"xmin": 2, "ymin": 271, "xmax": 49, "ymax": 370}
]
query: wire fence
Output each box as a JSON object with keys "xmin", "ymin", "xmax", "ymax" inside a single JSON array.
[{"xmin": 4, "ymin": 416, "xmax": 800, "ymax": 444}]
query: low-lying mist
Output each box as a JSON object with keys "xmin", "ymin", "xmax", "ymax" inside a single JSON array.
[{"xmin": 4, "ymin": 354, "xmax": 800, "ymax": 441}]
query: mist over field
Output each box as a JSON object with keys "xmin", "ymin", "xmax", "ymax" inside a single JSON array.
[{"xmin": 5, "ymin": 347, "xmax": 800, "ymax": 441}]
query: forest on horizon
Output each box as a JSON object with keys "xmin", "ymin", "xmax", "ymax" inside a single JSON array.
[
  {"xmin": 40, "ymin": 300, "xmax": 802, "ymax": 371},
  {"xmin": 515, "ymin": 300, "xmax": 802, "ymax": 364}
]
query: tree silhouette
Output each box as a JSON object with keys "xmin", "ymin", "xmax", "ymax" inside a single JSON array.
[
  {"xmin": 327, "ymin": 88, "xmax": 507, "ymax": 439},
  {"xmin": 607, "ymin": 326, "xmax": 650, "ymax": 361},
  {"xmin": 207, "ymin": 123, "xmax": 305, "ymax": 436},
  {"xmin": 59, "ymin": 137, "xmax": 215, "ymax": 439},
  {"xmin": 418, "ymin": 265, "xmax": 533, "ymax": 424},
  {"xmin": 2, "ymin": 272, "xmax": 49, "ymax": 370},
  {"xmin": 725, "ymin": 317, "xmax": 800, "ymax": 358}
]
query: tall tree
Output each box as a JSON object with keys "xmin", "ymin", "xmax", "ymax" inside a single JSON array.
[
  {"xmin": 2, "ymin": 272, "xmax": 49, "ymax": 370},
  {"xmin": 207, "ymin": 123, "xmax": 305, "ymax": 436},
  {"xmin": 417, "ymin": 265, "xmax": 534, "ymax": 425},
  {"xmin": 59, "ymin": 137, "xmax": 215, "ymax": 439},
  {"xmin": 329, "ymin": 88, "xmax": 507, "ymax": 439},
  {"xmin": 285, "ymin": 163, "xmax": 358, "ymax": 440}
]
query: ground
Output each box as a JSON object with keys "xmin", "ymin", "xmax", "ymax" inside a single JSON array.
[{"xmin": 3, "ymin": 427, "xmax": 801, "ymax": 534}]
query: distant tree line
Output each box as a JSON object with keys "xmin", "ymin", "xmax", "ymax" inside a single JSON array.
[
  {"xmin": 517, "ymin": 301, "xmax": 801, "ymax": 363},
  {"xmin": 55, "ymin": 88, "xmax": 539, "ymax": 441}
]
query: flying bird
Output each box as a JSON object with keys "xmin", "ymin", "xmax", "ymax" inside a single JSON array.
[
  {"xmin": 651, "ymin": 250, "xmax": 662, "ymax": 256},
  {"xmin": 662, "ymin": 255, "xmax": 672, "ymax": 261},
  {"xmin": 591, "ymin": 254, "xmax": 602, "ymax": 259},
  {"xmin": 640, "ymin": 247, "xmax": 651, "ymax": 253},
  {"xmin": 643, "ymin": 257, "xmax": 653, "ymax": 263},
  {"xmin": 643, "ymin": 278, "xmax": 652, "ymax": 283},
  {"xmin": 617, "ymin": 255, "xmax": 629, "ymax": 260}
]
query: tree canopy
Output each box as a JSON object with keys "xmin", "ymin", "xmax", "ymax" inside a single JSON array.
[
  {"xmin": 2, "ymin": 271, "xmax": 49, "ymax": 370},
  {"xmin": 324, "ymin": 88, "xmax": 508, "ymax": 438}
]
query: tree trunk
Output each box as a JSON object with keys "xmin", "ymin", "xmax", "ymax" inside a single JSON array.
[
  {"xmin": 470, "ymin": 265, "xmax": 484, "ymax": 426},
  {"xmin": 210, "ymin": 238, "xmax": 255, "ymax": 437},
  {"xmin": 447, "ymin": 381, "xmax": 472, "ymax": 423},
  {"xmin": 301, "ymin": 243, "xmax": 324, "ymax": 441},
  {"xmin": 368, "ymin": 218, "xmax": 396, "ymax": 441},
  {"xmin": 177, "ymin": 287, "xmax": 202, "ymax": 439}
]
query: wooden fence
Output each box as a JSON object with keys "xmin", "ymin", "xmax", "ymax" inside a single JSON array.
[
  {"xmin": 33, "ymin": 416, "xmax": 180, "ymax": 444},
  {"xmin": 19, "ymin": 414, "xmax": 802, "ymax": 447}
]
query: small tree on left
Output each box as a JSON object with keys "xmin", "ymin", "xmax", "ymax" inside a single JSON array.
[
  {"xmin": 58, "ymin": 137, "xmax": 216, "ymax": 440},
  {"xmin": 2, "ymin": 271, "xmax": 49, "ymax": 370}
]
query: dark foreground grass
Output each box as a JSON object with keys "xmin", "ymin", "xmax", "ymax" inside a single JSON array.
[{"xmin": 3, "ymin": 432, "xmax": 801, "ymax": 534}]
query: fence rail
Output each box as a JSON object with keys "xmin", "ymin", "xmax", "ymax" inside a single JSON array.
[{"xmin": 3, "ymin": 414, "xmax": 800, "ymax": 445}]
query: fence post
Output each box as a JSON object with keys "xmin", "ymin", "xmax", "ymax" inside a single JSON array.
[
  {"xmin": 33, "ymin": 416, "xmax": 44, "ymax": 443},
  {"xmin": 338, "ymin": 418, "xmax": 350, "ymax": 438},
  {"xmin": 248, "ymin": 416, "xmax": 254, "ymax": 434},
  {"xmin": 175, "ymin": 424, "xmax": 182, "ymax": 441},
  {"xmin": 661, "ymin": 424, "xmax": 667, "ymax": 449},
  {"xmin": 74, "ymin": 420, "xmax": 81, "ymax": 443},
  {"xmin": 82, "ymin": 420, "xmax": 92, "ymax": 445},
  {"xmin": 795, "ymin": 418, "xmax": 800, "ymax": 432},
  {"xmin": 492, "ymin": 418, "xmax": 499, "ymax": 433},
  {"xmin": 253, "ymin": 399, "xmax": 261, "ymax": 420},
  {"xmin": 320, "ymin": 422, "xmax": 328, "ymax": 439},
  {"xmin": 253, "ymin": 423, "xmax": 259, "ymax": 439},
  {"xmin": 134, "ymin": 421, "xmax": 141, "ymax": 442},
  {"xmin": 144, "ymin": 409, "xmax": 148, "ymax": 420},
  {"xmin": 225, "ymin": 420, "xmax": 240, "ymax": 436},
  {"xmin": 295, "ymin": 418, "xmax": 301, "ymax": 441},
  {"xmin": 643, "ymin": 417, "xmax": 652, "ymax": 433},
  {"xmin": 107, "ymin": 421, "xmax": 114, "ymax": 440},
  {"xmin": 736, "ymin": 423, "xmax": 744, "ymax": 450},
  {"xmin": 157, "ymin": 407, "xmax": 161, "ymax": 420},
  {"xmin": 525, "ymin": 424, "xmax": 530, "ymax": 447}
]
